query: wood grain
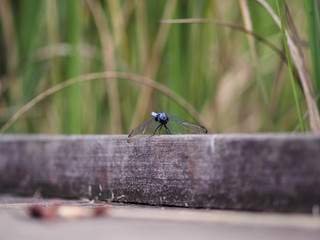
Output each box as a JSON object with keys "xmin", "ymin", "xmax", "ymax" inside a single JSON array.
[{"xmin": 0, "ymin": 134, "xmax": 320, "ymax": 212}]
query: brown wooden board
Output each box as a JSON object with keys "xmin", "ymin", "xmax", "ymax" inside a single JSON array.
[{"xmin": 0, "ymin": 134, "xmax": 320, "ymax": 213}]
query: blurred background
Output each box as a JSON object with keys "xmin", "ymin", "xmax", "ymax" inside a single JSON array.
[{"xmin": 0, "ymin": 0, "xmax": 319, "ymax": 134}]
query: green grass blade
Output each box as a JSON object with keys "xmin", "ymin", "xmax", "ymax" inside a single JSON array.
[
  {"xmin": 64, "ymin": 1, "xmax": 83, "ymax": 134},
  {"xmin": 305, "ymin": 0, "xmax": 320, "ymax": 106},
  {"xmin": 276, "ymin": 0, "xmax": 305, "ymax": 132}
]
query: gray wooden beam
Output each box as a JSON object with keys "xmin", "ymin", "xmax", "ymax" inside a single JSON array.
[{"xmin": 0, "ymin": 134, "xmax": 320, "ymax": 213}]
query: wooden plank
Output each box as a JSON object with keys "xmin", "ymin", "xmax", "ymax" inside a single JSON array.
[{"xmin": 0, "ymin": 134, "xmax": 320, "ymax": 212}]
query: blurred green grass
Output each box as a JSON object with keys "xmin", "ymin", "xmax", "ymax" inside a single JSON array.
[{"xmin": 0, "ymin": 0, "xmax": 319, "ymax": 134}]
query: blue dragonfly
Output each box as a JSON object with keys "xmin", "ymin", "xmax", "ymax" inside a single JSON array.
[{"xmin": 127, "ymin": 112, "xmax": 207, "ymax": 143}]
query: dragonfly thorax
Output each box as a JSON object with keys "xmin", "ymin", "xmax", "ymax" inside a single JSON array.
[{"xmin": 155, "ymin": 113, "xmax": 169, "ymax": 124}]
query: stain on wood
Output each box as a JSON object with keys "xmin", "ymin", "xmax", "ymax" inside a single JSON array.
[{"xmin": 0, "ymin": 134, "xmax": 320, "ymax": 213}]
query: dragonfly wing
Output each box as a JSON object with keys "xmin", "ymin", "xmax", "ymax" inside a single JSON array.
[
  {"xmin": 166, "ymin": 114, "xmax": 207, "ymax": 134},
  {"xmin": 128, "ymin": 116, "xmax": 161, "ymax": 141}
]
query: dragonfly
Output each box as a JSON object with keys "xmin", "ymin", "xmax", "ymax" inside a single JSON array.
[{"xmin": 127, "ymin": 112, "xmax": 207, "ymax": 143}]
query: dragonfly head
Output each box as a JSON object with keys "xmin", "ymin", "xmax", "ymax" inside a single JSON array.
[{"xmin": 156, "ymin": 113, "xmax": 169, "ymax": 124}]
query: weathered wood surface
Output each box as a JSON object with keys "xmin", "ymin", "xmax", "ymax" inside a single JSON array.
[{"xmin": 0, "ymin": 134, "xmax": 320, "ymax": 212}]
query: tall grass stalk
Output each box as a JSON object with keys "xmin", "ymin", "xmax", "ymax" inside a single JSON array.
[
  {"xmin": 65, "ymin": 1, "xmax": 83, "ymax": 134},
  {"xmin": 305, "ymin": 0, "xmax": 320, "ymax": 104},
  {"xmin": 86, "ymin": 0, "xmax": 122, "ymax": 134},
  {"xmin": 276, "ymin": 0, "xmax": 305, "ymax": 132},
  {"xmin": 129, "ymin": 0, "xmax": 177, "ymax": 131}
]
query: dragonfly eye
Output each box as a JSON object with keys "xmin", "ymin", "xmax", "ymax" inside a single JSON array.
[{"xmin": 158, "ymin": 113, "xmax": 168, "ymax": 124}]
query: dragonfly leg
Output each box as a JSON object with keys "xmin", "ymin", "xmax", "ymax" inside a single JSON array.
[
  {"xmin": 164, "ymin": 124, "xmax": 172, "ymax": 134},
  {"xmin": 158, "ymin": 124, "xmax": 163, "ymax": 135},
  {"xmin": 151, "ymin": 124, "xmax": 162, "ymax": 137}
]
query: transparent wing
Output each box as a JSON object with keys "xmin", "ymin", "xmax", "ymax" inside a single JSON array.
[
  {"xmin": 165, "ymin": 114, "xmax": 207, "ymax": 134},
  {"xmin": 127, "ymin": 116, "xmax": 162, "ymax": 142},
  {"xmin": 127, "ymin": 113, "xmax": 207, "ymax": 143}
]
